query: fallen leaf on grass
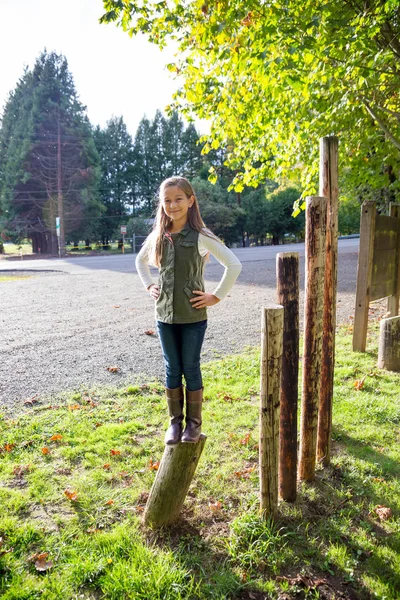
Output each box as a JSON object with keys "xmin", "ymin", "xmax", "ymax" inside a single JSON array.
[
  {"xmin": 241, "ymin": 12, "xmax": 253, "ymax": 26},
  {"xmin": 239, "ymin": 433, "xmax": 251, "ymax": 446},
  {"xmin": 110, "ymin": 449, "xmax": 121, "ymax": 456},
  {"xmin": 41, "ymin": 447, "xmax": 50, "ymax": 455},
  {"xmin": 49, "ymin": 434, "xmax": 62, "ymax": 442},
  {"xmin": 68, "ymin": 404, "xmax": 81, "ymax": 411},
  {"xmin": 375, "ymin": 505, "xmax": 393, "ymax": 521},
  {"xmin": 3, "ymin": 443, "xmax": 16, "ymax": 452},
  {"xmin": 234, "ymin": 465, "xmax": 256, "ymax": 479},
  {"xmin": 64, "ymin": 489, "xmax": 78, "ymax": 501},
  {"xmin": 103, "ymin": 464, "xmax": 111, "ymax": 470},
  {"xmin": 208, "ymin": 501, "xmax": 222, "ymax": 512},
  {"xmin": 24, "ymin": 394, "xmax": 39, "ymax": 406},
  {"xmin": 105, "ymin": 500, "xmax": 114, "ymax": 505},
  {"xmin": 33, "ymin": 552, "xmax": 53, "ymax": 572},
  {"xmin": 354, "ymin": 376, "xmax": 366, "ymax": 390},
  {"xmin": 143, "ymin": 329, "xmax": 155, "ymax": 336},
  {"xmin": 84, "ymin": 396, "xmax": 98, "ymax": 407},
  {"xmin": 13, "ymin": 464, "xmax": 31, "ymax": 477},
  {"xmin": 86, "ymin": 527, "xmax": 101, "ymax": 534},
  {"xmin": 148, "ymin": 459, "xmax": 160, "ymax": 471},
  {"xmin": 222, "ymin": 394, "xmax": 234, "ymax": 402},
  {"xmin": 107, "ymin": 366, "xmax": 121, "ymax": 373}
]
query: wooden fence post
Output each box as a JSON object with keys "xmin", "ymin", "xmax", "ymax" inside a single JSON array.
[
  {"xmin": 317, "ymin": 136, "xmax": 338, "ymax": 467},
  {"xmin": 143, "ymin": 435, "xmax": 206, "ymax": 527},
  {"xmin": 378, "ymin": 316, "xmax": 400, "ymax": 371},
  {"xmin": 387, "ymin": 203, "xmax": 400, "ymax": 317},
  {"xmin": 276, "ymin": 253, "xmax": 299, "ymax": 502},
  {"xmin": 259, "ymin": 305, "xmax": 284, "ymax": 518},
  {"xmin": 298, "ymin": 196, "xmax": 326, "ymax": 482},
  {"xmin": 353, "ymin": 201, "xmax": 376, "ymax": 352}
]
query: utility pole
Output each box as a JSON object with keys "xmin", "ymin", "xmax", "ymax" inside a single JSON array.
[{"xmin": 57, "ymin": 106, "xmax": 65, "ymax": 256}]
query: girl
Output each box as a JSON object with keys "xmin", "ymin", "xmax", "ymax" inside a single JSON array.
[{"xmin": 135, "ymin": 176, "xmax": 242, "ymax": 445}]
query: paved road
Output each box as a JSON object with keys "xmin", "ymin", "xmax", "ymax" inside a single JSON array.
[
  {"xmin": 0, "ymin": 240, "xmax": 359, "ymax": 412},
  {"xmin": 0, "ymin": 238, "xmax": 359, "ymax": 274}
]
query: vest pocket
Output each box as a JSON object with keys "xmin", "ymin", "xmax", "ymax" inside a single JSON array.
[
  {"xmin": 183, "ymin": 281, "xmax": 204, "ymax": 299},
  {"xmin": 180, "ymin": 241, "xmax": 195, "ymax": 248},
  {"xmin": 183, "ymin": 285, "xmax": 193, "ymax": 298}
]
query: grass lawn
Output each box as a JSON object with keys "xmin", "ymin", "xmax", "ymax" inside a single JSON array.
[
  {"xmin": 0, "ymin": 324, "xmax": 399, "ymax": 599},
  {"xmin": 2, "ymin": 243, "xmax": 33, "ymax": 256},
  {"xmin": 0, "ymin": 275, "xmax": 33, "ymax": 282}
]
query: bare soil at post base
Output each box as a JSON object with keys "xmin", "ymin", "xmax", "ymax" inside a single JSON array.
[{"xmin": 0, "ymin": 248, "xmax": 373, "ymax": 414}]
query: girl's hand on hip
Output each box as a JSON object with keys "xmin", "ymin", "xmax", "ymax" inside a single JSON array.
[
  {"xmin": 148, "ymin": 284, "xmax": 160, "ymax": 300},
  {"xmin": 190, "ymin": 291, "xmax": 220, "ymax": 309}
]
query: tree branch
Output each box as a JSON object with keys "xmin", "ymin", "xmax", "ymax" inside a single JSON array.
[{"xmin": 362, "ymin": 100, "xmax": 400, "ymax": 150}]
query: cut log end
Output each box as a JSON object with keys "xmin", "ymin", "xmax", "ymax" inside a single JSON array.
[{"xmin": 143, "ymin": 434, "xmax": 207, "ymax": 528}]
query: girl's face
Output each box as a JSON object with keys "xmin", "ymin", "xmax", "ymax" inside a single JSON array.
[{"xmin": 162, "ymin": 186, "xmax": 194, "ymax": 223}]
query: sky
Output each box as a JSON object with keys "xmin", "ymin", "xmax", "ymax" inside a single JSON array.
[{"xmin": 0, "ymin": 0, "xmax": 207, "ymax": 138}]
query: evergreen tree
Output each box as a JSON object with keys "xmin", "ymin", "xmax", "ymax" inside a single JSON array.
[
  {"xmin": 132, "ymin": 111, "xmax": 204, "ymax": 215},
  {"xmin": 93, "ymin": 116, "xmax": 134, "ymax": 246},
  {"xmin": 131, "ymin": 116, "xmax": 154, "ymax": 213},
  {"xmin": 0, "ymin": 50, "xmax": 102, "ymax": 254},
  {"xmin": 181, "ymin": 122, "xmax": 203, "ymax": 178},
  {"xmin": 163, "ymin": 110, "xmax": 185, "ymax": 175}
]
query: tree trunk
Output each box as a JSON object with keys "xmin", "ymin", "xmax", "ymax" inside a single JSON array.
[
  {"xmin": 298, "ymin": 196, "xmax": 326, "ymax": 482},
  {"xmin": 143, "ymin": 435, "xmax": 207, "ymax": 527}
]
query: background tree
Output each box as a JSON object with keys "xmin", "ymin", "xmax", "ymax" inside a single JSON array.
[
  {"xmin": 338, "ymin": 196, "xmax": 361, "ymax": 236},
  {"xmin": 0, "ymin": 50, "xmax": 102, "ymax": 254},
  {"xmin": 264, "ymin": 186, "xmax": 305, "ymax": 245},
  {"xmin": 93, "ymin": 116, "xmax": 134, "ymax": 247},
  {"xmin": 102, "ymin": 0, "xmax": 400, "ymax": 211},
  {"xmin": 132, "ymin": 111, "xmax": 204, "ymax": 215},
  {"xmin": 192, "ymin": 177, "xmax": 245, "ymax": 245}
]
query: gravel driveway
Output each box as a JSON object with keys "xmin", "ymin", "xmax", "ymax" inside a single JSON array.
[{"xmin": 0, "ymin": 244, "xmax": 359, "ymax": 414}]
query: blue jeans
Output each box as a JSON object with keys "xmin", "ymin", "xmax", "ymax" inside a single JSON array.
[{"xmin": 156, "ymin": 320, "xmax": 208, "ymax": 391}]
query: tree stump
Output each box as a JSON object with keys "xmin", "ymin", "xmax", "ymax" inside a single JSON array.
[
  {"xmin": 378, "ymin": 316, "xmax": 400, "ymax": 371},
  {"xmin": 143, "ymin": 435, "xmax": 207, "ymax": 527}
]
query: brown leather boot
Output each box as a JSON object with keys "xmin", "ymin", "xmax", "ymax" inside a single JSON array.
[
  {"xmin": 181, "ymin": 387, "xmax": 203, "ymax": 443},
  {"xmin": 165, "ymin": 386, "xmax": 184, "ymax": 445}
]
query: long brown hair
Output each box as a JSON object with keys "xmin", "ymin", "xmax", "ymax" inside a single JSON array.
[{"xmin": 149, "ymin": 176, "xmax": 219, "ymax": 267}]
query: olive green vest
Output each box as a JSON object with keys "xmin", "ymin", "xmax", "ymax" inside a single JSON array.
[{"xmin": 156, "ymin": 223, "xmax": 207, "ymax": 324}]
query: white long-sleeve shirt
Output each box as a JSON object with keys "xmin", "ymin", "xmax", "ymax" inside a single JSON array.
[{"xmin": 135, "ymin": 230, "xmax": 242, "ymax": 301}]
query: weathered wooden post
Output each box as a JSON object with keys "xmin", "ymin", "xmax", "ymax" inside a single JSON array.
[
  {"xmin": 143, "ymin": 435, "xmax": 206, "ymax": 527},
  {"xmin": 299, "ymin": 196, "xmax": 326, "ymax": 482},
  {"xmin": 387, "ymin": 203, "xmax": 400, "ymax": 318},
  {"xmin": 276, "ymin": 253, "xmax": 299, "ymax": 502},
  {"xmin": 353, "ymin": 201, "xmax": 376, "ymax": 352},
  {"xmin": 317, "ymin": 136, "xmax": 339, "ymax": 467},
  {"xmin": 378, "ymin": 316, "xmax": 400, "ymax": 371},
  {"xmin": 259, "ymin": 305, "xmax": 284, "ymax": 518}
]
